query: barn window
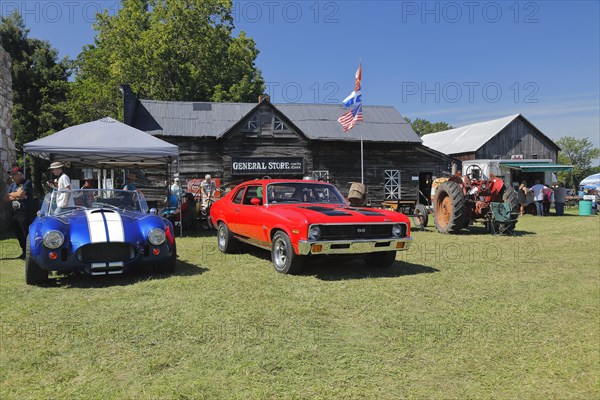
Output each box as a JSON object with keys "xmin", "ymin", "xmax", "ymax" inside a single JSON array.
[
  {"xmin": 274, "ymin": 116, "xmax": 288, "ymax": 132},
  {"xmin": 384, "ymin": 170, "xmax": 401, "ymax": 199},
  {"xmin": 246, "ymin": 114, "xmax": 259, "ymax": 132},
  {"xmin": 313, "ymin": 170, "xmax": 330, "ymax": 182}
]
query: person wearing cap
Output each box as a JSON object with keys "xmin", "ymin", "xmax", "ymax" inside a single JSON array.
[
  {"xmin": 4, "ymin": 166, "xmax": 33, "ymax": 259},
  {"xmin": 49, "ymin": 161, "xmax": 74, "ymax": 213},
  {"xmin": 200, "ymin": 174, "xmax": 217, "ymax": 207}
]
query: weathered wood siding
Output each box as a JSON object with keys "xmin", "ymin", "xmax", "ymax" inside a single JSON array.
[
  {"xmin": 313, "ymin": 142, "xmax": 452, "ymax": 204},
  {"xmin": 139, "ymin": 104, "xmax": 453, "ymax": 206},
  {"xmin": 476, "ymin": 117, "xmax": 558, "ymax": 161}
]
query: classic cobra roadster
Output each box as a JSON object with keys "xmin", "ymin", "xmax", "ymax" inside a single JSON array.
[
  {"xmin": 209, "ymin": 179, "xmax": 412, "ymax": 274},
  {"xmin": 26, "ymin": 188, "xmax": 177, "ymax": 285}
]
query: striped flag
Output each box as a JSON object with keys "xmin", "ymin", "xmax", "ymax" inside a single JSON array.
[
  {"xmin": 338, "ymin": 103, "xmax": 363, "ymax": 132},
  {"xmin": 354, "ymin": 64, "xmax": 362, "ymax": 91},
  {"xmin": 339, "ymin": 63, "xmax": 363, "ymax": 132}
]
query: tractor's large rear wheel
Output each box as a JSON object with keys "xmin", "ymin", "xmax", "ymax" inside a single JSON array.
[{"xmin": 433, "ymin": 181, "xmax": 467, "ymax": 234}]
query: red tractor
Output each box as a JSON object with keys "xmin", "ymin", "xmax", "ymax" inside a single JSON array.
[{"xmin": 432, "ymin": 175, "xmax": 519, "ymax": 234}]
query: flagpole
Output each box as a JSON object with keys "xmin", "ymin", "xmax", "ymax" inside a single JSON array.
[
  {"xmin": 360, "ymin": 132, "xmax": 364, "ymax": 184},
  {"xmin": 359, "ymin": 59, "xmax": 363, "ymax": 184}
]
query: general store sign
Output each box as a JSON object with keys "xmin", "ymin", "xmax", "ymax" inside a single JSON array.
[{"xmin": 232, "ymin": 158, "xmax": 304, "ymax": 175}]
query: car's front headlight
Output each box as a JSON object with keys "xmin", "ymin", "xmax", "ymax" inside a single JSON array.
[
  {"xmin": 392, "ymin": 224, "xmax": 403, "ymax": 238},
  {"xmin": 308, "ymin": 225, "xmax": 321, "ymax": 240},
  {"xmin": 148, "ymin": 228, "xmax": 166, "ymax": 246},
  {"xmin": 43, "ymin": 230, "xmax": 64, "ymax": 249}
]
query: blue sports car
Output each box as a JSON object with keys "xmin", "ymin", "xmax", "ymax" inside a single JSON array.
[{"xmin": 26, "ymin": 188, "xmax": 177, "ymax": 285}]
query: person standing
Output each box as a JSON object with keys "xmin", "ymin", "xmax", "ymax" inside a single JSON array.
[
  {"xmin": 554, "ymin": 183, "xmax": 567, "ymax": 216},
  {"xmin": 529, "ymin": 180, "xmax": 545, "ymax": 217},
  {"xmin": 123, "ymin": 171, "xmax": 141, "ymax": 192},
  {"xmin": 4, "ymin": 167, "xmax": 33, "ymax": 259},
  {"xmin": 171, "ymin": 177, "xmax": 182, "ymax": 200},
  {"xmin": 200, "ymin": 174, "xmax": 217, "ymax": 208},
  {"xmin": 49, "ymin": 162, "xmax": 74, "ymax": 213},
  {"xmin": 542, "ymin": 185, "xmax": 553, "ymax": 215},
  {"xmin": 518, "ymin": 182, "xmax": 527, "ymax": 215}
]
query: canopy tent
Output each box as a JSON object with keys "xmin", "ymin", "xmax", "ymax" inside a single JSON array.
[
  {"xmin": 579, "ymin": 173, "xmax": 600, "ymax": 188},
  {"xmin": 24, "ymin": 117, "xmax": 178, "ymax": 167}
]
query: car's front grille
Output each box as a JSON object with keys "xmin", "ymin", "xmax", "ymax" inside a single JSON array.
[
  {"xmin": 317, "ymin": 224, "xmax": 407, "ymax": 240},
  {"xmin": 78, "ymin": 243, "xmax": 136, "ymax": 263}
]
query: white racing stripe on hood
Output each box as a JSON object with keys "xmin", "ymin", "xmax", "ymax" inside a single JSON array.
[{"xmin": 85, "ymin": 209, "xmax": 125, "ymax": 243}]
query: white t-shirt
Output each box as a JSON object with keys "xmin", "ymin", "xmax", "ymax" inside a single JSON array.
[
  {"xmin": 530, "ymin": 184, "xmax": 545, "ymax": 201},
  {"xmin": 57, "ymin": 173, "xmax": 75, "ymax": 207}
]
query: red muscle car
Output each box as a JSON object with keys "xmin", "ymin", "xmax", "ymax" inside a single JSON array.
[{"xmin": 209, "ymin": 179, "xmax": 412, "ymax": 274}]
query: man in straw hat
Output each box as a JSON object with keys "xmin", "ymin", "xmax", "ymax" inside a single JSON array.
[
  {"xmin": 4, "ymin": 166, "xmax": 33, "ymax": 259},
  {"xmin": 49, "ymin": 161, "xmax": 74, "ymax": 213}
]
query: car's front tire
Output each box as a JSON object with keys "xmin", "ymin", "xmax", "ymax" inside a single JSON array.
[
  {"xmin": 364, "ymin": 251, "xmax": 397, "ymax": 268},
  {"xmin": 271, "ymin": 231, "xmax": 303, "ymax": 274},
  {"xmin": 217, "ymin": 222, "xmax": 238, "ymax": 253},
  {"xmin": 25, "ymin": 236, "xmax": 48, "ymax": 285}
]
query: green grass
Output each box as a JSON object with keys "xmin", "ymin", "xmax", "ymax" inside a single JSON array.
[{"xmin": 1, "ymin": 208, "xmax": 599, "ymax": 399}]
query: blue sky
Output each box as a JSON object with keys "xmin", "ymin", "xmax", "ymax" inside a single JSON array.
[{"xmin": 2, "ymin": 0, "xmax": 599, "ymax": 158}]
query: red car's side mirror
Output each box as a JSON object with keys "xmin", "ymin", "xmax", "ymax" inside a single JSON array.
[{"xmin": 250, "ymin": 197, "xmax": 262, "ymax": 206}]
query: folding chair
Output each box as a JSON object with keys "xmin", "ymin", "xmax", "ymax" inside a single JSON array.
[{"xmin": 488, "ymin": 202, "xmax": 518, "ymax": 235}]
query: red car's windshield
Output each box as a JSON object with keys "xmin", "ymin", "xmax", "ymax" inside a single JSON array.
[{"xmin": 265, "ymin": 182, "xmax": 346, "ymax": 205}]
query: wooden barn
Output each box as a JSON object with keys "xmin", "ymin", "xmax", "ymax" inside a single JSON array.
[
  {"xmin": 122, "ymin": 86, "xmax": 453, "ymax": 205},
  {"xmin": 422, "ymin": 114, "xmax": 560, "ymax": 162}
]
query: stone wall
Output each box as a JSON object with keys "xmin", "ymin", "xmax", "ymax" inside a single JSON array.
[{"xmin": 1, "ymin": 46, "xmax": 15, "ymax": 231}]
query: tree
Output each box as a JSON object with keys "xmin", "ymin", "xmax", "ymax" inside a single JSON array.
[
  {"xmin": 1, "ymin": 13, "xmax": 71, "ymax": 195},
  {"xmin": 556, "ymin": 136, "xmax": 600, "ymax": 190},
  {"xmin": 404, "ymin": 117, "xmax": 453, "ymax": 136},
  {"xmin": 0, "ymin": 13, "xmax": 71, "ymax": 151},
  {"xmin": 69, "ymin": 0, "xmax": 264, "ymax": 123}
]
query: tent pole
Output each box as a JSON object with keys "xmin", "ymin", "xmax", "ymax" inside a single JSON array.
[{"xmin": 178, "ymin": 156, "xmax": 182, "ymax": 238}]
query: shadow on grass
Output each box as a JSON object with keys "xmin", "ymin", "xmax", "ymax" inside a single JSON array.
[
  {"xmin": 46, "ymin": 259, "xmax": 207, "ymax": 289},
  {"xmin": 457, "ymin": 225, "xmax": 537, "ymax": 236},
  {"xmin": 240, "ymin": 244, "xmax": 438, "ymax": 281},
  {"xmin": 300, "ymin": 258, "xmax": 439, "ymax": 281}
]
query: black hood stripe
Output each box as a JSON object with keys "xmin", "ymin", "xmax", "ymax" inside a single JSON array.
[
  {"xmin": 300, "ymin": 206, "xmax": 352, "ymax": 216},
  {"xmin": 347, "ymin": 207, "xmax": 385, "ymax": 216}
]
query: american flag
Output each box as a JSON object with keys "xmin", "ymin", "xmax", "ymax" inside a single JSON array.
[{"xmin": 338, "ymin": 103, "xmax": 363, "ymax": 132}]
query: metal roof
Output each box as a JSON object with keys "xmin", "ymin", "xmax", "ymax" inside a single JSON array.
[
  {"xmin": 133, "ymin": 99, "xmax": 421, "ymax": 143},
  {"xmin": 135, "ymin": 100, "xmax": 256, "ymax": 138},
  {"xmin": 500, "ymin": 162, "xmax": 573, "ymax": 172},
  {"xmin": 421, "ymin": 114, "xmax": 521, "ymax": 155}
]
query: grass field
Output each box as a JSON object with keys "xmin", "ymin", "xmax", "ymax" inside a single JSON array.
[{"xmin": 1, "ymin": 208, "xmax": 599, "ymax": 399}]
